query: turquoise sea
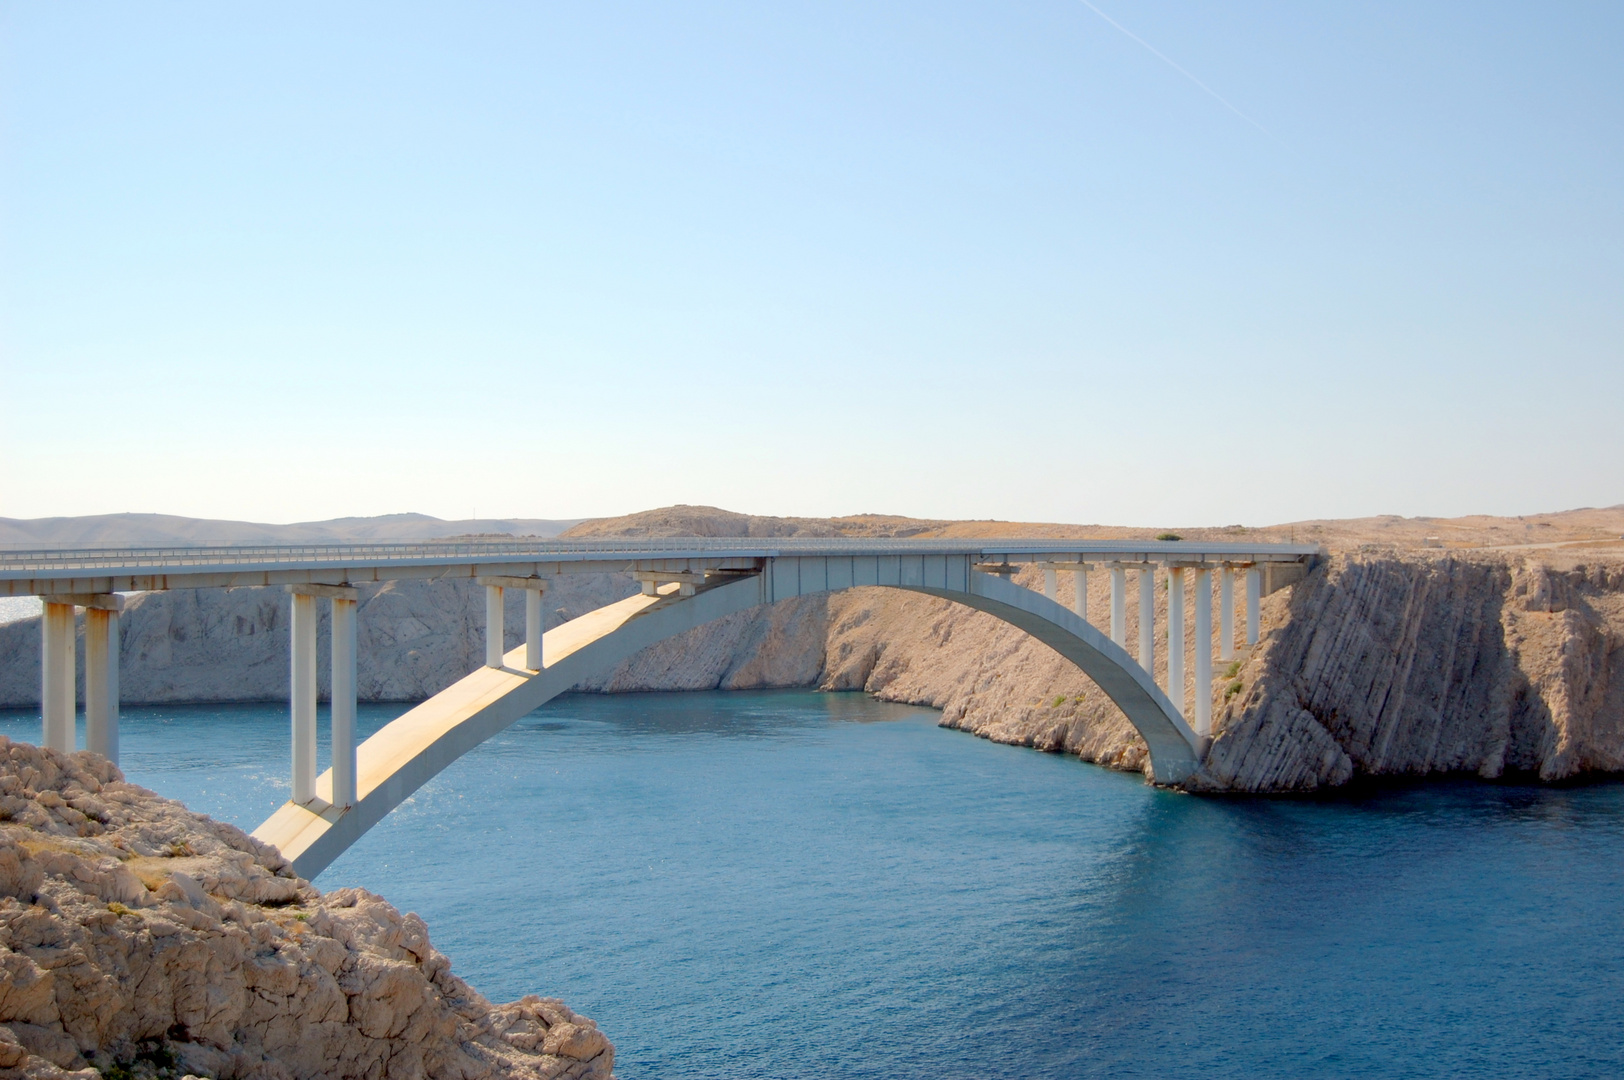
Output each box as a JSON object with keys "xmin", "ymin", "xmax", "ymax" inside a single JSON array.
[{"xmin": 4, "ymin": 691, "xmax": 1623, "ymax": 1079}]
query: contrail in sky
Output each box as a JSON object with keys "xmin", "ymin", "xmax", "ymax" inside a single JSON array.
[{"xmin": 1076, "ymin": 0, "xmax": 1272, "ymax": 136}]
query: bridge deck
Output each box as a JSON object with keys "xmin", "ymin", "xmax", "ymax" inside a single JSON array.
[{"xmin": 0, "ymin": 538, "xmax": 1319, "ymax": 596}]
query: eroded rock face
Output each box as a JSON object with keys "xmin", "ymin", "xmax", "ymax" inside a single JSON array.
[{"xmin": 0, "ymin": 739, "xmax": 613, "ymax": 1080}]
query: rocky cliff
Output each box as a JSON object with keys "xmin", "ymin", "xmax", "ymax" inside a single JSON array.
[{"xmin": 0, "ymin": 739, "xmax": 613, "ymax": 1080}]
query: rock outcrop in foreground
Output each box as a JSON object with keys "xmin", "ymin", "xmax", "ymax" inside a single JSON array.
[{"xmin": 0, "ymin": 739, "xmax": 612, "ymax": 1080}]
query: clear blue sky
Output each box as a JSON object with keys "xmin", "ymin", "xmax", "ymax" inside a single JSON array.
[{"xmin": 2, "ymin": 2, "xmax": 1619, "ymax": 526}]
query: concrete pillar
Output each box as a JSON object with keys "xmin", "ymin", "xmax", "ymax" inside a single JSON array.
[
  {"xmin": 1219, "ymin": 566, "xmax": 1236, "ymax": 661},
  {"xmin": 1070, "ymin": 568, "xmax": 1088, "ymax": 623},
  {"xmin": 1138, "ymin": 568, "xmax": 1155, "ymax": 673},
  {"xmin": 1193, "ymin": 568, "xmax": 1212, "ymax": 738},
  {"xmin": 1043, "ymin": 567, "xmax": 1058, "ymax": 602},
  {"xmin": 290, "ymin": 592, "xmax": 317, "ymax": 805},
  {"xmin": 1245, "ymin": 568, "xmax": 1262, "ymax": 645},
  {"xmin": 331, "ymin": 596, "xmax": 357, "ymax": 809},
  {"xmin": 1109, "ymin": 566, "xmax": 1126, "ymax": 646},
  {"xmin": 1166, "ymin": 567, "xmax": 1185, "ymax": 717},
  {"xmin": 85, "ymin": 608, "xmax": 120, "ymax": 763},
  {"xmin": 485, "ymin": 584, "xmax": 505, "ymax": 668},
  {"xmin": 40, "ymin": 602, "xmax": 75, "ymax": 752},
  {"xmin": 526, "ymin": 589, "xmax": 544, "ymax": 670}
]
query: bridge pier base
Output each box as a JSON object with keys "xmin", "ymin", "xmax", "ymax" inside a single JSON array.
[
  {"xmin": 40, "ymin": 602, "xmax": 75, "ymax": 753},
  {"xmin": 331, "ymin": 595, "xmax": 357, "ymax": 808},
  {"xmin": 527, "ymin": 590, "xmax": 544, "ymax": 670},
  {"xmin": 1166, "ymin": 566, "xmax": 1185, "ymax": 717},
  {"xmin": 479, "ymin": 576, "xmax": 548, "ymax": 670},
  {"xmin": 1138, "ymin": 568, "xmax": 1154, "ymax": 674},
  {"xmin": 1245, "ymin": 568, "xmax": 1261, "ymax": 644},
  {"xmin": 1071, "ymin": 568, "xmax": 1088, "ymax": 623},
  {"xmin": 1219, "ymin": 567, "xmax": 1236, "ymax": 661},
  {"xmin": 485, "ymin": 585, "xmax": 504, "ymax": 668},
  {"xmin": 1193, "ymin": 568, "xmax": 1212, "ymax": 738},
  {"xmin": 1109, "ymin": 566, "xmax": 1126, "ymax": 646},
  {"xmin": 84, "ymin": 599, "xmax": 123, "ymax": 764},
  {"xmin": 289, "ymin": 592, "xmax": 317, "ymax": 804}
]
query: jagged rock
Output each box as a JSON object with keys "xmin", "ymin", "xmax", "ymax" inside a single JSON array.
[{"xmin": 0, "ymin": 739, "xmax": 613, "ymax": 1080}]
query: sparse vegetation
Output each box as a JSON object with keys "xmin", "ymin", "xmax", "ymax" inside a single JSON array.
[
  {"xmin": 1155, "ymin": 532, "xmax": 1182, "ymax": 542},
  {"xmin": 165, "ymin": 841, "xmax": 193, "ymax": 858},
  {"xmin": 1224, "ymin": 661, "xmax": 1242, "ymax": 679},
  {"xmin": 1224, "ymin": 680, "xmax": 1244, "ymax": 700},
  {"xmin": 1052, "ymin": 695, "xmax": 1067, "ymax": 708},
  {"xmin": 108, "ymin": 902, "xmax": 130, "ymax": 916}
]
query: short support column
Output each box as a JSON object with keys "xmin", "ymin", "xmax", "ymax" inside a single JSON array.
[
  {"xmin": 1070, "ymin": 568, "xmax": 1089, "ymax": 623},
  {"xmin": 1166, "ymin": 566, "xmax": 1185, "ymax": 717},
  {"xmin": 479, "ymin": 576, "xmax": 548, "ymax": 671},
  {"xmin": 289, "ymin": 591, "xmax": 317, "ymax": 804},
  {"xmin": 485, "ymin": 584, "xmax": 505, "ymax": 668},
  {"xmin": 84, "ymin": 599, "xmax": 123, "ymax": 763},
  {"xmin": 1245, "ymin": 568, "xmax": 1262, "ymax": 645},
  {"xmin": 330, "ymin": 595, "xmax": 358, "ymax": 809},
  {"xmin": 1138, "ymin": 568, "xmax": 1155, "ymax": 673},
  {"xmin": 1219, "ymin": 566, "xmax": 1236, "ymax": 661},
  {"xmin": 1193, "ymin": 568, "xmax": 1213, "ymax": 739},
  {"xmin": 1109, "ymin": 566, "xmax": 1126, "ymax": 646},
  {"xmin": 1042, "ymin": 567, "xmax": 1058, "ymax": 602},
  {"xmin": 40, "ymin": 602, "xmax": 75, "ymax": 752}
]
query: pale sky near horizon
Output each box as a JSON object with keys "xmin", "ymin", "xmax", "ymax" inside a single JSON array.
[{"xmin": 2, "ymin": 2, "xmax": 1620, "ymax": 528}]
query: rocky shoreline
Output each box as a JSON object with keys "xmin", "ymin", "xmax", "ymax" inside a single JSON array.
[{"xmin": 0, "ymin": 738, "xmax": 613, "ymax": 1080}]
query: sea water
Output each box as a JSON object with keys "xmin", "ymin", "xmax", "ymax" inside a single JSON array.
[{"xmin": 3, "ymin": 691, "xmax": 1622, "ymax": 1080}]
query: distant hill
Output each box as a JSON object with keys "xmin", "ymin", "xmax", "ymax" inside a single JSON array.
[{"xmin": 0, "ymin": 512, "xmax": 585, "ymax": 548}]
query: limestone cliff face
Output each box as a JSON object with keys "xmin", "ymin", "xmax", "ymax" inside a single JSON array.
[
  {"xmin": 1194, "ymin": 554, "xmax": 1624, "ymax": 791},
  {"xmin": 0, "ymin": 739, "xmax": 613, "ymax": 1080}
]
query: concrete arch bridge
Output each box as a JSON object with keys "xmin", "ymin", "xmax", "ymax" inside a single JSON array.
[{"xmin": 2, "ymin": 538, "xmax": 1317, "ymax": 877}]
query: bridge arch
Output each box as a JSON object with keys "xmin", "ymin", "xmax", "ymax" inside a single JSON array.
[{"xmin": 254, "ymin": 567, "xmax": 1200, "ymax": 877}]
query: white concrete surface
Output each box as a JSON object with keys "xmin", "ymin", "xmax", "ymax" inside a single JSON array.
[
  {"xmin": 290, "ymin": 592, "xmax": 317, "ymax": 804},
  {"xmin": 484, "ymin": 584, "xmax": 504, "ymax": 668},
  {"xmin": 1167, "ymin": 567, "xmax": 1185, "ymax": 718},
  {"xmin": 1194, "ymin": 568, "xmax": 1212, "ymax": 738},
  {"xmin": 40, "ymin": 602, "xmax": 74, "ymax": 753},
  {"xmin": 1219, "ymin": 566, "xmax": 1236, "ymax": 662},
  {"xmin": 331, "ymin": 597, "xmax": 357, "ymax": 809},
  {"xmin": 526, "ymin": 589, "xmax": 543, "ymax": 671},
  {"xmin": 1138, "ymin": 568, "xmax": 1154, "ymax": 673},
  {"xmin": 84, "ymin": 608, "xmax": 119, "ymax": 763},
  {"xmin": 1071, "ymin": 568, "xmax": 1088, "ymax": 623},
  {"xmin": 1246, "ymin": 567, "xmax": 1261, "ymax": 645},
  {"xmin": 1109, "ymin": 566, "xmax": 1126, "ymax": 646}
]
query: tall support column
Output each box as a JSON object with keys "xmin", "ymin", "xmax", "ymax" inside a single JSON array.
[
  {"xmin": 1042, "ymin": 567, "xmax": 1058, "ymax": 602},
  {"xmin": 1138, "ymin": 568, "xmax": 1155, "ymax": 673},
  {"xmin": 1070, "ymin": 568, "xmax": 1088, "ymax": 623},
  {"xmin": 330, "ymin": 595, "xmax": 357, "ymax": 809},
  {"xmin": 1109, "ymin": 566, "xmax": 1126, "ymax": 646},
  {"xmin": 40, "ymin": 602, "xmax": 75, "ymax": 752},
  {"xmin": 1166, "ymin": 566, "xmax": 1185, "ymax": 717},
  {"xmin": 1219, "ymin": 566, "xmax": 1236, "ymax": 661},
  {"xmin": 1245, "ymin": 568, "xmax": 1262, "ymax": 645},
  {"xmin": 290, "ymin": 592, "xmax": 317, "ymax": 805},
  {"xmin": 526, "ymin": 590, "xmax": 544, "ymax": 670},
  {"xmin": 85, "ymin": 603, "xmax": 122, "ymax": 763},
  {"xmin": 485, "ymin": 584, "xmax": 505, "ymax": 668},
  {"xmin": 1193, "ymin": 568, "xmax": 1213, "ymax": 738}
]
